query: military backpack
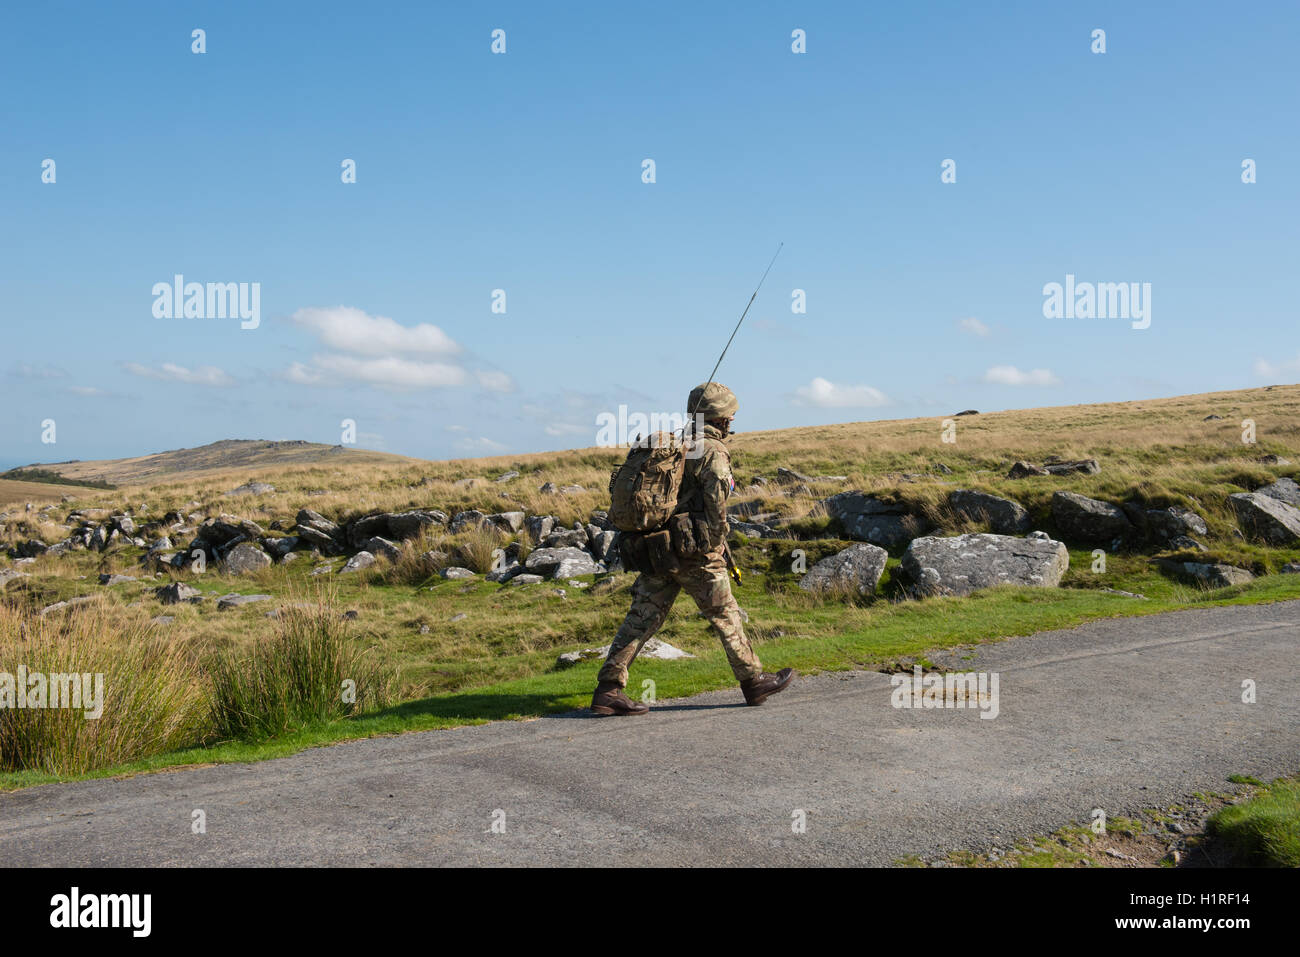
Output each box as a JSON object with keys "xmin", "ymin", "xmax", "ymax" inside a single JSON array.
[{"xmin": 607, "ymin": 431, "xmax": 689, "ymax": 533}]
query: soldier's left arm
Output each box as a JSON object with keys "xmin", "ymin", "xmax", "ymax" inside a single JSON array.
[{"xmin": 696, "ymin": 442, "xmax": 734, "ymax": 549}]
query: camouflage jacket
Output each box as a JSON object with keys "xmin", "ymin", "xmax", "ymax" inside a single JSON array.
[{"xmin": 674, "ymin": 422, "xmax": 733, "ymax": 550}]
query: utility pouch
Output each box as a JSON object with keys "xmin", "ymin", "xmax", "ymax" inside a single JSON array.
[
  {"xmin": 643, "ymin": 529, "xmax": 679, "ymax": 575},
  {"xmin": 617, "ymin": 532, "xmax": 651, "ymax": 575},
  {"xmin": 669, "ymin": 513, "xmax": 697, "ymax": 558},
  {"xmin": 691, "ymin": 515, "xmax": 714, "ymax": 553}
]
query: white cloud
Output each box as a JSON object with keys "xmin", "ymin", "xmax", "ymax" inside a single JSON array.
[
  {"xmin": 958, "ymin": 317, "xmax": 990, "ymax": 337},
  {"xmin": 67, "ymin": 386, "xmax": 108, "ymax": 397},
  {"xmin": 445, "ymin": 424, "xmax": 468, "ymax": 433},
  {"xmin": 10, "ymin": 362, "xmax": 67, "ymax": 379},
  {"xmin": 122, "ymin": 362, "xmax": 234, "ymax": 386},
  {"xmin": 983, "ymin": 365, "xmax": 1061, "ymax": 387},
  {"xmin": 474, "ymin": 369, "xmax": 515, "ymax": 392},
  {"xmin": 793, "ymin": 377, "xmax": 890, "ymax": 408},
  {"xmin": 1253, "ymin": 354, "xmax": 1300, "ymax": 378},
  {"xmin": 289, "ymin": 354, "xmax": 469, "ymax": 391},
  {"xmin": 290, "ymin": 306, "xmax": 462, "ymax": 357},
  {"xmin": 284, "ymin": 305, "xmax": 514, "ymax": 394}
]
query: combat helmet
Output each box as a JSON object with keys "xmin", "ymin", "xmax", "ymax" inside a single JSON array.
[{"xmin": 687, "ymin": 382, "xmax": 738, "ymax": 420}]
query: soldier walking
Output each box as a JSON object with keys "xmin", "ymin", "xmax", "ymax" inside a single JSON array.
[{"xmin": 591, "ymin": 382, "xmax": 795, "ymax": 716}]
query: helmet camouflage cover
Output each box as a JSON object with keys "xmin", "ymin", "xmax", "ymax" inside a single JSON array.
[{"xmin": 687, "ymin": 382, "xmax": 738, "ymax": 419}]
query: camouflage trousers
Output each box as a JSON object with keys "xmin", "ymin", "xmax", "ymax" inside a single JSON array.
[{"xmin": 597, "ymin": 547, "xmax": 762, "ymax": 686}]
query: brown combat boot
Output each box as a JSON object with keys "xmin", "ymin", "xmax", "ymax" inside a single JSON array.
[
  {"xmin": 740, "ymin": 668, "xmax": 795, "ymax": 706},
  {"xmin": 590, "ymin": 681, "xmax": 650, "ymax": 716}
]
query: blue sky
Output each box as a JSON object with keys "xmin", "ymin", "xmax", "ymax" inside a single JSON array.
[{"xmin": 2, "ymin": 0, "xmax": 1297, "ymax": 469}]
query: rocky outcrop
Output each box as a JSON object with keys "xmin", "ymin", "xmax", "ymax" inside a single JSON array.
[
  {"xmin": 897, "ymin": 533, "xmax": 1069, "ymax": 598},
  {"xmin": 798, "ymin": 543, "xmax": 888, "ymax": 596}
]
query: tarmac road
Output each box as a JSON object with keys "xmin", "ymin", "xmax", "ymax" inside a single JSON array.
[{"xmin": 3, "ymin": 600, "xmax": 1298, "ymax": 866}]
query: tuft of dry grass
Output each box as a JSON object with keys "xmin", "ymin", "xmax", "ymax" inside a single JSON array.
[{"xmin": 0, "ymin": 602, "xmax": 210, "ymax": 774}]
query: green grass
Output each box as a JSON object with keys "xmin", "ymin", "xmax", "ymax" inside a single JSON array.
[
  {"xmin": 4, "ymin": 569, "xmax": 1298, "ymax": 790},
  {"xmin": 1207, "ymin": 778, "xmax": 1300, "ymax": 866}
]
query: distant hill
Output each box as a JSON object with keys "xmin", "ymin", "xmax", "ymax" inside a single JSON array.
[{"xmin": 7, "ymin": 439, "xmax": 415, "ymax": 487}]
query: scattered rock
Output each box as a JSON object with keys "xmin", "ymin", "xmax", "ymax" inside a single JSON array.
[
  {"xmin": 217, "ymin": 593, "xmax": 273, "ymax": 610},
  {"xmin": 220, "ymin": 542, "xmax": 272, "ymax": 575},
  {"xmin": 527, "ymin": 515, "xmax": 555, "ymax": 543},
  {"xmin": 949, "ymin": 489, "xmax": 1031, "ymax": 535},
  {"xmin": 98, "ymin": 573, "xmax": 137, "ymax": 586},
  {"xmin": 1203, "ymin": 414, "xmax": 1222, "ymax": 421},
  {"xmin": 441, "ymin": 566, "xmax": 476, "ymax": 579},
  {"xmin": 1229, "ymin": 492, "xmax": 1300, "ymax": 545},
  {"xmin": 954, "ymin": 409, "xmax": 979, "ymax": 416},
  {"xmin": 823, "ymin": 491, "xmax": 930, "ymax": 549},
  {"xmin": 1051, "ymin": 491, "xmax": 1136, "ymax": 547},
  {"xmin": 495, "ymin": 471, "xmax": 520, "ymax": 482},
  {"xmin": 487, "ymin": 511, "xmax": 526, "ymax": 534},
  {"xmin": 224, "ymin": 481, "xmax": 275, "ymax": 497},
  {"xmin": 1157, "ymin": 560, "xmax": 1255, "ymax": 588},
  {"xmin": 1042, "ymin": 458, "xmax": 1101, "ymax": 476},
  {"xmin": 509, "ymin": 574, "xmax": 545, "ymax": 585},
  {"xmin": 339, "ymin": 552, "xmax": 376, "ymax": 574},
  {"xmin": 347, "ymin": 509, "xmax": 446, "ymax": 547},
  {"xmin": 485, "ymin": 561, "xmax": 522, "ymax": 583},
  {"xmin": 150, "ymin": 616, "xmax": 175, "ymax": 625},
  {"xmin": 363, "ymin": 536, "xmax": 402, "ymax": 562},
  {"xmin": 449, "ymin": 613, "xmax": 467, "ymax": 622},
  {"xmin": 262, "ymin": 535, "xmax": 299, "ymax": 558},
  {"xmin": 525, "ymin": 546, "xmax": 597, "ymax": 577},
  {"xmin": 1134, "ymin": 505, "xmax": 1209, "ymax": 544},
  {"xmin": 1259, "ymin": 454, "xmax": 1292, "ymax": 466},
  {"xmin": 1007, "ymin": 461, "xmax": 1049, "ymax": 479},
  {"xmin": 156, "ymin": 582, "xmax": 202, "ymax": 604},
  {"xmin": 1257, "ymin": 477, "xmax": 1300, "ymax": 509},
  {"xmin": 730, "ymin": 520, "xmax": 778, "ymax": 539},
  {"xmin": 556, "ymin": 637, "xmax": 693, "ymax": 668},
  {"xmin": 798, "ymin": 543, "xmax": 888, "ymax": 596},
  {"xmin": 898, "ymin": 533, "xmax": 1070, "ymax": 598}
]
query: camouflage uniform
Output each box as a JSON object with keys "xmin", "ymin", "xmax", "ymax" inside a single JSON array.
[{"xmin": 598, "ymin": 421, "xmax": 762, "ymax": 686}]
